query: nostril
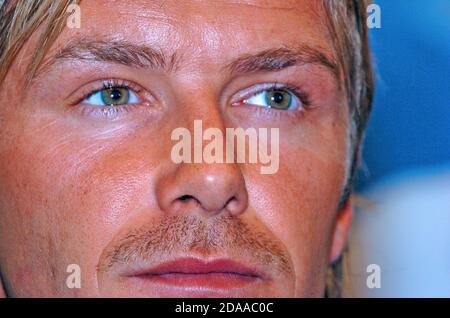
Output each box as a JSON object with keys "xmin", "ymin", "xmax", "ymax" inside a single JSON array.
[
  {"xmin": 225, "ymin": 196, "xmax": 236, "ymax": 206},
  {"xmin": 176, "ymin": 195, "xmax": 203, "ymax": 208},
  {"xmin": 225, "ymin": 193, "xmax": 247, "ymax": 216},
  {"xmin": 175, "ymin": 194, "xmax": 239, "ymax": 215},
  {"xmin": 171, "ymin": 194, "xmax": 201, "ymax": 214},
  {"xmin": 179, "ymin": 195, "xmax": 193, "ymax": 202}
]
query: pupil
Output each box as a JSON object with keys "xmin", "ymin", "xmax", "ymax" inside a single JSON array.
[
  {"xmin": 109, "ymin": 89, "xmax": 122, "ymax": 100},
  {"xmin": 271, "ymin": 91, "xmax": 284, "ymax": 104}
]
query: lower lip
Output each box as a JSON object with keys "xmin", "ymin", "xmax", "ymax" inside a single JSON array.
[
  {"xmin": 129, "ymin": 258, "xmax": 262, "ymax": 289},
  {"xmin": 136, "ymin": 272, "xmax": 259, "ymax": 289}
]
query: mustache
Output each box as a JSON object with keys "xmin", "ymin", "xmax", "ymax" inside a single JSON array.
[{"xmin": 98, "ymin": 214, "xmax": 292, "ymax": 276}]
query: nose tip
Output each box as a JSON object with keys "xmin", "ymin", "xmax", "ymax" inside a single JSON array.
[
  {"xmin": 157, "ymin": 163, "xmax": 248, "ymax": 217},
  {"xmin": 200, "ymin": 173, "xmax": 248, "ymax": 215}
]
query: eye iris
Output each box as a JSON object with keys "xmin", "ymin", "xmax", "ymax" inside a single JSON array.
[
  {"xmin": 266, "ymin": 89, "xmax": 291, "ymax": 109},
  {"xmin": 101, "ymin": 87, "xmax": 129, "ymax": 106}
]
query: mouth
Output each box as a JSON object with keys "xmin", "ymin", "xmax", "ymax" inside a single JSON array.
[{"xmin": 123, "ymin": 257, "xmax": 265, "ymax": 290}]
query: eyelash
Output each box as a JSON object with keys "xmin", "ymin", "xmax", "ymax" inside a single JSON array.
[
  {"xmin": 68, "ymin": 79, "xmax": 151, "ymax": 118},
  {"xmin": 271, "ymin": 83, "xmax": 311, "ymax": 108},
  {"xmin": 234, "ymin": 82, "xmax": 312, "ymax": 110},
  {"xmin": 294, "ymin": 87, "xmax": 310, "ymax": 107},
  {"xmin": 75, "ymin": 79, "xmax": 143, "ymax": 104},
  {"xmin": 70, "ymin": 79, "xmax": 312, "ymax": 120}
]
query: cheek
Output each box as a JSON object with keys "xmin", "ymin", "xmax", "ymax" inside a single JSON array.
[
  {"xmin": 0, "ymin": 114, "xmax": 167, "ymax": 295},
  {"xmin": 245, "ymin": 117, "xmax": 348, "ymax": 295},
  {"xmin": 246, "ymin": 158, "xmax": 345, "ymax": 296}
]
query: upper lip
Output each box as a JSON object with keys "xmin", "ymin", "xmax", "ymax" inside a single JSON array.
[{"xmin": 124, "ymin": 257, "xmax": 264, "ymax": 279}]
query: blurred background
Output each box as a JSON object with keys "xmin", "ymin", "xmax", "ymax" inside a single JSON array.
[{"xmin": 343, "ymin": 0, "xmax": 450, "ymax": 297}]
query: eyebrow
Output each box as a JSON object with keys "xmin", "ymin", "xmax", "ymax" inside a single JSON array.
[
  {"xmin": 36, "ymin": 38, "xmax": 180, "ymax": 78},
  {"xmin": 35, "ymin": 38, "xmax": 339, "ymax": 83},
  {"xmin": 224, "ymin": 44, "xmax": 339, "ymax": 81}
]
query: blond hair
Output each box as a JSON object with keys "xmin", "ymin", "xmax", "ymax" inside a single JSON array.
[{"xmin": 0, "ymin": 0, "xmax": 75, "ymax": 85}]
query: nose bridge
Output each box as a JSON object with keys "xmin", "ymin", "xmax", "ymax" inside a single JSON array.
[
  {"xmin": 156, "ymin": 89, "xmax": 248, "ymax": 217},
  {"xmin": 177, "ymin": 77, "xmax": 225, "ymax": 126}
]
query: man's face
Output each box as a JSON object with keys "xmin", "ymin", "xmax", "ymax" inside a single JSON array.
[{"xmin": 0, "ymin": 0, "xmax": 350, "ymax": 297}]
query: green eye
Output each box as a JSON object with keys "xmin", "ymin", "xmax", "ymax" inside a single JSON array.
[
  {"xmin": 101, "ymin": 87, "xmax": 130, "ymax": 106},
  {"xmin": 265, "ymin": 89, "xmax": 292, "ymax": 110},
  {"xmin": 244, "ymin": 88, "xmax": 300, "ymax": 110},
  {"xmin": 83, "ymin": 86, "xmax": 141, "ymax": 106}
]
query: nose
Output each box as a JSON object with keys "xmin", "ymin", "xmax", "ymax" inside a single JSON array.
[
  {"xmin": 155, "ymin": 84, "xmax": 249, "ymax": 217},
  {"xmin": 156, "ymin": 161, "xmax": 248, "ymax": 217}
]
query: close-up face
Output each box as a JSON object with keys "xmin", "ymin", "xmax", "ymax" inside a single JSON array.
[{"xmin": 0, "ymin": 0, "xmax": 356, "ymax": 297}]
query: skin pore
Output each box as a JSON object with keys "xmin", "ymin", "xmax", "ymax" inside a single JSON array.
[{"xmin": 0, "ymin": 0, "xmax": 352, "ymax": 297}]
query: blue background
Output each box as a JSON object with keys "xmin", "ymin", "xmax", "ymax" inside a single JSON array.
[{"xmin": 356, "ymin": 0, "xmax": 450, "ymax": 189}]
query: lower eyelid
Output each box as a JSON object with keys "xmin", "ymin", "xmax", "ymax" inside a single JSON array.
[{"xmin": 75, "ymin": 102, "xmax": 151, "ymax": 120}]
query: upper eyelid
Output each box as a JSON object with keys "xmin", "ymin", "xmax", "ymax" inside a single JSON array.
[
  {"xmin": 231, "ymin": 83, "xmax": 308, "ymax": 105},
  {"xmin": 69, "ymin": 79, "xmax": 147, "ymax": 105},
  {"xmin": 236, "ymin": 83, "xmax": 297, "ymax": 97}
]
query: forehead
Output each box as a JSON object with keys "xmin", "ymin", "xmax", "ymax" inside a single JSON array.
[{"xmin": 61, "ymin": 0, "xmax": 332, "ymax": 64}]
